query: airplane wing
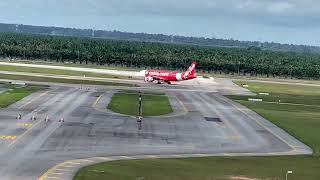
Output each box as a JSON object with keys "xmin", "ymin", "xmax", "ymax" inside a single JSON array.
[{"xmin": 151, "ymin": 76, "xmax": 170, "ymax": 81}]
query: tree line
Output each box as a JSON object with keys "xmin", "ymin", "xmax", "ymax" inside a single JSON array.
[
  {"xmin": 0, "ymin": 32, "xmax": 319, "ymax": 79},
  {"xmin": 1, "ymin": 23, "xmax": 320, "ymax": 54}
]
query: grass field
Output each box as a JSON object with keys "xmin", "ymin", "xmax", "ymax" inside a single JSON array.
[
  {"xmin": 0, "ymin": 83, "xmax": 46, "ymax": 108},
  {"xmin": 75, "ymin": 81, "xmax": 320, "ymax": 180},
  {"xmin": 107, "ymin": 91, "xmax": 172, "ymax": 116},
  {"xmin": 0, "ymin": 64, "xmax": 134, "ymax": 79},
  {"xmin": 74, "ymin": 156, "xmax": 320, "ymax": 180},
  {"xmin": 0, "ymin": 73, "xmax": 138, "ymax": 87}
]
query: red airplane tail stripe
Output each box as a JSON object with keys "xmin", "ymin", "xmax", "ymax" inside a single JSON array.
[{"xmin": 185, "ymin": 61, "xmax": 197, "ymax": 76}]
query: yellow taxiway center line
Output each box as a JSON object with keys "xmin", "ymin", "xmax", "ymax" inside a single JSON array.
[
  {"xmin": 38, "ymin": 161, "xmax": 70, "ymax": 180},
  {"xmin": 19, "ymin": 89, "xmax": 54, "ymax": 109},
  {"xmin": 0, "ymin": 136, "xmax": 17, "ymax": 140},
  {"xmin": 38, "ymin": 168, "xmax": 56, "ymax": 180},
  {"xmin": 92, "ymin": 94, "xmax": 103, "ymax": 108},
  {"xmin": 54, "ymin": 168, "xmax": 73, "ymax": 172},
  {"xmin": 16, "ymin": 123, "xmax": 33, "ymax": 127},
  {"xmin": 93, "ymin": 157, "xmax": 113, "ymax": 161},
  {"xmin": 176, "ymin": 96, "xmax": 188, "ymax": 113},
  {"xmin": 62, "ymin": 165, "xmax": 76, "ymax": 168},
  {"xmin": 8, "ymin": 117, "xmax": 43, "ymax": 148},
  {"xmin": 46, "ymin": 176, "xmax": 60, "ymax": 179},
  {"xmin": 218, "ymin": 96, "xmax": 298, "ymax": 152},
  {"xmin": 12, "ymin": 89, "xmax": 56, "ymax": 147},
  {"xmin": 50, "ymin": 172, "xmax": 62, "ymax": 175},
  {"xmin": 159, "ymin": 95, "xmax": 189, "ymax": 118},
  {"xmin": 66, "ymin": 161, "xmax": 81, "ymax": 165},
  {"xmin": 9, "ymin": 89, "xmax": 58, "ymax": 148}
]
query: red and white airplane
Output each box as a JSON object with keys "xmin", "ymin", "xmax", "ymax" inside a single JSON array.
[{"xmin": 144, "ymin": 62, "xmax": 197, "ymax": 84}]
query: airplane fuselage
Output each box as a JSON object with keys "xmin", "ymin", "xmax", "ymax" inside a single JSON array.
[
  {"xmin": 145, "ymin": 70, "xmax": 196, "ymax": 81},
  {"xmin": 144, "ymin": 62, "xmax": 197, "ymax": 83}
]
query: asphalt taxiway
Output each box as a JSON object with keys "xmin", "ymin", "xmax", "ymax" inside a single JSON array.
[{"xmin": 0, "ymin": 78, "xmax": 312, "ymax": 180}]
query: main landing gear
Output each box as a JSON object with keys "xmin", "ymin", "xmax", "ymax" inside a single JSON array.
[{"xmin": 155, "ymin": 80, "xmax": 171, "ymax": 84}]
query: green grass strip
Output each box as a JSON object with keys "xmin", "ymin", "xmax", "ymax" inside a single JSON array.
[
  {"xmin": 0, "ymin": 84, "xmax": 45, "ymax": 108},
  {"xmin": 107, "ymin": 92, "xmax": 172, "ymax": 116}
]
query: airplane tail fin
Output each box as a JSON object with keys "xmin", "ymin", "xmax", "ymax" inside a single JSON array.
[{"xmin": 185, "ymin": 61, "xmax": 197, "ymax": 76}]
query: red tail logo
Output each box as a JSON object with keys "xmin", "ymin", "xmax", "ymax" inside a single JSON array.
[
  {"xmin": 187, "ymin": 61, "xmax": 197, "ymax": 75},
  {"xmin": 183, "ymin": 61, "xmax": 197, "ymax": 79}
]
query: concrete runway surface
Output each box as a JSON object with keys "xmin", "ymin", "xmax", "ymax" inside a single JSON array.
[{"xmin": 0, "ymin": 78, "xmax": 312, "ymax": 180}]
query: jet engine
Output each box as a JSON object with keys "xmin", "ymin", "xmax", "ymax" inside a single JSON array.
[{"xmin": 144, "ymin": 76, "xmax": 154, "ymax": 82}]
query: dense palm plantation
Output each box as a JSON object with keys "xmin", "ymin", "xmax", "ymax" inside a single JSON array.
[{"xmin": 0, "ymin": 33, "xmax": 319, "ymax": 79}]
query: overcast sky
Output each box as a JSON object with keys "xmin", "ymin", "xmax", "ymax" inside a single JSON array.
[{"xmin": 0, "ymin": 0, "xmax": 319, "ymax": 46}]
